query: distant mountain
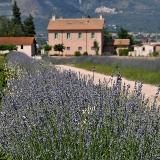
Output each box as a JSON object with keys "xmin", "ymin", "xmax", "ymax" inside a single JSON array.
[{"xmin": 1, "ymin": 0, "xmax": 160, "ymax": 34}]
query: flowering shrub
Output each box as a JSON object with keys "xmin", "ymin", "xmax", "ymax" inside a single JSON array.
[{"xmin": 0, "ymin": 52, "xmax": 160, "ymax": 159}]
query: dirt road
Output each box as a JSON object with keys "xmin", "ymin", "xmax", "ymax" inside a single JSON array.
[{"xmin": 56, "ymin": 65, "xmax": 160, "ymax": 105}]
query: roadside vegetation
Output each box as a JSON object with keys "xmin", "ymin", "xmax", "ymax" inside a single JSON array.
[
  {"xmin": 0, "ymin": 52, "xmax": 159, "ymax": 159},
  {"xmin": 0, "ymin": 55, "xmax": 13, "ymax": 159},
  {"xmin": 74, "ymin": 62, "xmax": 160, "ymax": 85},
  {"xmin": 0, "ymin": 55, "xmax": 6, "ymax": 101}
]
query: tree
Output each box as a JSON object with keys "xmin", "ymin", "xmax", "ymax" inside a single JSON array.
[
  {"xmin": 44, "ymin": 44, "xmax": 52, "ymax": 52},
  {"xmin": 93, "ymin": 40, "xmax": 99, "ymax": 55},
  {"xmin": 11, "ymin": 1, "xmax": 24, "ymax": 36},
  {"xmin": 23, "ymin": 14, "xmax": 36, "ymax": 36},
  {"xmin": 118, "ymin": 28, "xmax": 134, "ymax": 45},
  {"xmin": 103, "ymin": 29, "xmax": 112, "ymax": 42},
  {"xmin": 12, "ymin": 1, "xmax": 22, "ymax": 25},
  {"xmin": 0, "ymin": 16, "xmax": 12, "ymax": 36},
  {"xmin": 54, "ymin": 44, "xmax": 65, "ymax": 55},
  {"xmin": 11, "ymin": 23, "xmax": 24, "ymax": 36}
]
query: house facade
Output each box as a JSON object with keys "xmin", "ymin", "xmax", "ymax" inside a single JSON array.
[
  {"xmin": 113, "ymin": 39, "xmax": 130, "ymax": 55},
  {"xmin": 129, "ymin": 43, "xmax": 160, "ymax": 56},
  {"xmin": 0, "ymin": 37, "xmax": 36, "ymax": 57},
  {"xmin": 47, "ymin": 16, "xmax": 105, "ymax": 56}
]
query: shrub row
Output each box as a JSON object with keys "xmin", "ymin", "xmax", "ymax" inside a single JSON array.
[
  {"xmin": 74, "ymin": 51, "xmax": 88, "ymax": 56},
  {"xmin": 0, "ymin": 45, "xmax": 17, "ymax": 51},
  {"xmin": 119, "ymin": 49, "xmax": 129, "ymax": 56},
  {"xmin": 0, "ymin": 52, "xmax": 159, "ymax": 159}
]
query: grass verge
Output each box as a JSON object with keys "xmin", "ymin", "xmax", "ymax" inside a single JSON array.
[
  {"xmin": 0, "ymin": 55, "xmax": 6, "ymax": 99},
  {"xmin": 73, "ymin": 62, "xmax": 160, "ymax": 85}
]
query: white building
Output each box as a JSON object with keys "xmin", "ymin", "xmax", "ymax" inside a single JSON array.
[
  {"xmin": 0, "ymin": 37, "xmax": 36, "ymax": 57},
  {"xmin": 129, "ymin": 43, "xmax": 160, "ymax": 56}
]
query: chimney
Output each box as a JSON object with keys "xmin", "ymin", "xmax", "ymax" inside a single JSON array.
[
  {"xmin": 52, "ymin": 15, "xmax": 56, "ymax": 21},
  {"xmin": 99, "ymin": 14, "xmax": 103, "ymax": 19}
]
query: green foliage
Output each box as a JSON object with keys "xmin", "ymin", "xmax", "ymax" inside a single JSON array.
[
  {"xmin": 74, "ymin": 51, "xmax": 81, "ymax": 56},
  {"xmin": 54, "ymin": 44, "xmax": 65, "ymax": 55},
  {"xmin": 118, "ymin": 28, "xmax": 134, "ymax": 45},
  {"xmin": 0, "ymin": 1, "xmax": 36, "ymax": 36},
  {"xmin": 0, "ymin": 55, "xmax": 6, "ymax": 103},
  {"xmin": 93, "ymin": 40, "xmax": 99, "ymax": 55},
  {"xmin": 0, "ymin": 17, "xmax": 12, "ymax": 37},
  {"xmin": 118, "ymin": 28, "xmax": 129, "ymax": 39},
  {"xmin": 12, "ymin": 1, "xmax": 22, "ymax": 25},
  {"xmin": 83, "ymin": 51, "xmax": 88, "ymax": 56},
  {"xmin": 11, "ymin": 1, "xmax": 24, "ymax": 36},
  {"xmin": 0, "ymin": 55, "xmax": 16, "ymax": 104},
  {"xmin": 0, "ymin": 45, "xmax": 17, "ymax": 51},
  {"xmin": 119, "ymin": 49, "xmax": 129, "ymax": 56},
  {"xmin": 23, "ymin": 14, "xmax": 35, "ymax": 36},
  {"xmin": 0, "ymin": 148, "xmax": 13, "ymax": 160},
  {"xmin": 44, "ymin": 44, "xmax": 52, "ymax": 52},
  {"xmin": 103, "ymin": 29, "xmax": 113, "ymax": 41},
  {"xmin": 149, "ymin": 52, "xmax": 159, "ymax": 57}
]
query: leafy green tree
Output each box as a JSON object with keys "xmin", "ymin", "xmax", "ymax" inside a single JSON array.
[
  {"xmin": 23, "ymin": 14, "xmax": 36, "ymax": 36},
  {"xmin": 54, "ymin": 44, "xmax": 65, "ymax": 55},
  {"xmin": 118, "ymin": 28, "xmax": 134, "ymax": 45},
  {"xmin": 0, "ymin": 16, "xmax": 11, "ymax": 36},
  {"xmin": 103, "ymin": 29, "xmax": 112, "ymax": 42},
  {"xmin": 93, "ymin": 40, "xmax": 99, "ymax": 55},
  {"xmin": 44, "ymin": 44, "xmax": 52, "ymax": 52}
]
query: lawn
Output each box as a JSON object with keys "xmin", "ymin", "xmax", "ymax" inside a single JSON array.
[{"xmin": 73, "ymin": 62, "xmax": 160, "ymax": 85}]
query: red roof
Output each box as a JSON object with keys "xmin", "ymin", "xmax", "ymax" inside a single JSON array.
[
  {"xmin": 48, "ymin": 18, "xmax": 105, "ymax": 31},
  {"xmin": 114, "ymin": 39, "xmax": 130, "ymax": 46},
  {"xmin": 0, "ymin": 37, "xmax": 35, "ymax": 45}
]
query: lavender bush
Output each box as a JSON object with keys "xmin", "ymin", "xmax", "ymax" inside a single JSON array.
[{"xmin": 0, "ymin": 52, "xmax": 160, "ymax": 159}]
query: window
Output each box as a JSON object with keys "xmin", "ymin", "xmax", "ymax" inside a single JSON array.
[
  {"xmin": 67, "ymin": 47, "xmax": 70, "ymax": 50},
  {"xmin": 21, "ymin": 45, "xmax": 23, "ymax": 49},
  {"xmin": 78, "ymin": 47, "xmax": 82, "ymax": 51},
  {"xmin": 142, "ymin": 47, "xmax": 145, "ymax": 51},
  {"xmin": 67, "ymin": 33, "xmax": 71, "ymax": 39},
  {"xmin": 91, "ymin": 32, "xmax": 95, "ymax": 39},
  {"xmin": 78, "ymin": 32, "xmax": 82, "ymax": 39},
  {"xmin": 54, "ymin": 33, "xmax": 59, "ymax": 39}
]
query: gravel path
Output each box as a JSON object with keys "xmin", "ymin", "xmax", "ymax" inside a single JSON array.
[{"xmin": 56, "ymin": 65, "xmax": 160, "ymax": 105}]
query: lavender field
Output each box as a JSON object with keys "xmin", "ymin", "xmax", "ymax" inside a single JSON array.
[{"xmin": 0, "ymin": 52, "xmax": 160, "ymax": 159}]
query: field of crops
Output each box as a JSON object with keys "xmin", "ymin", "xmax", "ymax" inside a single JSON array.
[
  {"xmin": 44, "ymin": 56, "xmax": 160, "ymax": 85},
  {"xmin": 0, "ymin": 53, "xmax": 160, "ymax": 159},
  {"xmin": 74, "ymin": 62, "xmax": 160, "ymax": 85},
  {"xmin": 44, "ymin": 56, "xmax": 160, "ymax": 72}
]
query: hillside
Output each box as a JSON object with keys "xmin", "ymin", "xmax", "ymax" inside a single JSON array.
[{"xmin": 0, "ymin": 0, "xmax": 160, "ymax": 34}]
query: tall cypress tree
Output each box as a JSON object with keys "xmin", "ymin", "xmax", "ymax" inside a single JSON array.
[
  {"xmin": 12, "ymin": 1, "xmax": 22, "ymax": 25},
  {"xmin": 23, "ymin": 14, "xmax": 36, "ymax": 36},
  {"xmin": 11, "ymin": 1, "xmax": 24, "ymax": 36}
]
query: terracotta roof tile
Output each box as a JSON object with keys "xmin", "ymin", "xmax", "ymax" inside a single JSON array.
[
  {"xmin": 0, "ymin": 37, "xmax": 35, "ymax": 45},
  {"xmin": 47, "ymin": 18, "xmax": 105, "ymax": 31},
  {"xmin": 114, "ymin": 39, "xmax": 130, "ymax": 46}
]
